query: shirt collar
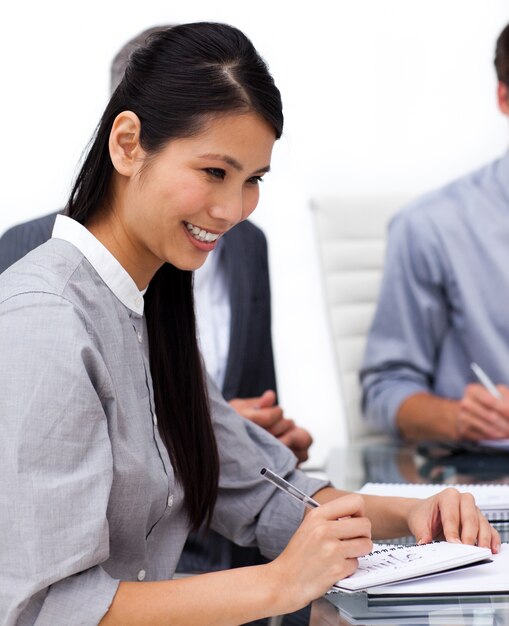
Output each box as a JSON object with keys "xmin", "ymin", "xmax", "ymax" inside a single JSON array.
[{"xmin": 52, "ymin": 214, "xmax": 145, "ymax": 315}]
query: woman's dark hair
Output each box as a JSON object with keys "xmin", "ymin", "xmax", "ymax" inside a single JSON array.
[
  {"xmin": 495, "ymin": 23, "xmax": 509, "ymax": 88},
  {"xmin": 66, "ymin": 22, "xmax": 283, "ymax": 529}
]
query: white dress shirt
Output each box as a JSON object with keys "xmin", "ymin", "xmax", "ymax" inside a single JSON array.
[{"xmin": 194, "ymin": 240, "xmax": 231, "ymax": 391}]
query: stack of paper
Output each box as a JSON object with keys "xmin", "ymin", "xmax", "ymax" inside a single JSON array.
[{"xmin": 326, "ymin": 545, "xmax": 509, "ymax": 625}]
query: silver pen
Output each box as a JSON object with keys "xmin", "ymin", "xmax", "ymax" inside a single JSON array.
[
  {"xmin": 470, "ymin": 362, "xmax": 502, "ymax": 398},
  {"xmin": 261, "ymin": 467, "xmax": 320, "ymax": 510}
]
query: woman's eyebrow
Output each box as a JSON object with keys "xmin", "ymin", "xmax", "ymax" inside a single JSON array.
[
  {"xmin": 198, "ymin": 153, "xmax": 271, "ymax": 174},
  {"xmin": 199, "ymin": 153, "xmax": 243, "ymax": 171}
]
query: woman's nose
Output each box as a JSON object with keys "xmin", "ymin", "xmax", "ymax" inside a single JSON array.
[{"xmin": 208, "ymin": 190, "xmax": 244, "ymax": 227}]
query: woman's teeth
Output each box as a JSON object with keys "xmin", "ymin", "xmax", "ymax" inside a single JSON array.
[{"xmin": 185, "ymin": 222, "xmax": 220, "ymax": 243}]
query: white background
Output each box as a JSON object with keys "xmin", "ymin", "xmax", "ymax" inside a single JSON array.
[{"xmin": 1, "ymin": 0, "xmax": 509, "ymax": 466}]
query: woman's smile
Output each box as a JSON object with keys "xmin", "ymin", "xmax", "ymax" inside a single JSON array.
[{"xmin": 183, "ymin": 220, "xmax": 223, "ymax": 251}]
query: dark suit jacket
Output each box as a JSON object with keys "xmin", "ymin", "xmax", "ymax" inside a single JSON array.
[
  {"xmin": 0, "ymin": 212, "xmax": 277, "ymax": 400},
  {"xmin": 0, "ymin": 212, "xmax": 58, "ymax": 274},
  {"xmin": 220, "ymin": 220, "xmax": 277, "ymax": 399}
]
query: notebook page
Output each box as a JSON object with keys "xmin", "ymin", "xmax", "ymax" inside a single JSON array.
[
  {"xmin": 366, "ymin": 543, "xmax": 509, "ymax": 596},
  {"xmin": 332, "ymin": 542, "xmax": 491, "ymax": 592}
]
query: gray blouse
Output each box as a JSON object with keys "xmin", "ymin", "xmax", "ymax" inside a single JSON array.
[{"xmin": 0, "ymin": 217, "xmax": 328, "ymax": 626}]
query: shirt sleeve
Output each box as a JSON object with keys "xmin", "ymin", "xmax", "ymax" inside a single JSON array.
[
  {"xmin": 0, "ymin": 292, "xmax": 119, "ymax": 625},
  {"xmin": 206, "ymin": 375, "xmax": 330, "ymax": 560},
  {"xmin": 360, "ymin": 207, "xmax": 450, "ymax": 434}
]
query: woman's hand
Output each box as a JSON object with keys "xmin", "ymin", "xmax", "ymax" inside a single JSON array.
[
  {"xmin": 406, "ymin": 487, "xmax": 501, "ymax": 552},
  {"xmin": 266, "ymin": 494, "xmax": 373, "ymax": 611}
]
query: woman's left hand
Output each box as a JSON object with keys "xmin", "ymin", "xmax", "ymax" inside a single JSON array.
[{"xmin": 406, "ymin": 487, "xmax": 501, "ymax": 553}]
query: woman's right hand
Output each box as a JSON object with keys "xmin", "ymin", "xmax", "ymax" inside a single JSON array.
[{"xmin": 266, "ymin": 494, "xmax": 372, "ymax": 611}]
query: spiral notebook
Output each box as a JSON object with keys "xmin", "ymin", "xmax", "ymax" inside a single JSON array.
[
  {"xmin": 331, "ymin": 542, "xmax": 492, "ymax": 592},
  {"xmin": 358, "ymin": 483, "xmax": 509, "ymax": 521},
  {"xmin": 366, "ymin": 543, "xmax": 509, "ymax": 596}
]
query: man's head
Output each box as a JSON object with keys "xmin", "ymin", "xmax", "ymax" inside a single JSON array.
[
  {"xmin": 110, "ymin": 25, "xmax": 171, "ymax": 93},
  {"xmin": 494, "ymin": 23, "xmax": 509, "ymax": 115}
]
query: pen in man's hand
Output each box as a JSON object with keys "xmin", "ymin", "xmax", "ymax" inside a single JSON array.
[
  {"xmin": 470, "ymin": 362, "xmax": 502, "ymax": 399},
  {"xmin": 261, "ymin": 467, "xmax": 320, "ymax": 510}
]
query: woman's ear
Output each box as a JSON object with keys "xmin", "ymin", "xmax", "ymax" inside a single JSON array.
[
  {"xmin": 109, "ymin": 111, "xmax": 145, "ymax": 176},
  {"xmin": 497, "ymin": 81, "xmax": 509, "ymax": 116}
]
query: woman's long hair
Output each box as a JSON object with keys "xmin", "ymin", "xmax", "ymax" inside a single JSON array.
[{"xmin": 65, "ymin": 22, "xmax": 283, "ymax": 530}]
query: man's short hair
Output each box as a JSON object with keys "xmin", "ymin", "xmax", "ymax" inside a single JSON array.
[
  {"xmin": 110, "ymin": 25, "xmax": 172, "ymax": 93},
  {"xmin": 495, "ymin": 23, "xmax": 509, "ymax": 87}
]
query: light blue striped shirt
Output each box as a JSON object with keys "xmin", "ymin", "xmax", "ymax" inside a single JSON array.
[{"xmin": 361, "ymin": 151, "xmax": 509, "ymax": 434}]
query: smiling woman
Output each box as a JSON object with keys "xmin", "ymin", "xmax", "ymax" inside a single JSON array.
[
  {"xmin": 62, "ymin": 22, "xmax": 284, "ymax": 542},
  {"xmin": 0, "ymin": 20, "xmax": 500, "ymax": 626}
]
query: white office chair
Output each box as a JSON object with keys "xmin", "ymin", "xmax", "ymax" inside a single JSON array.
[{"xmin": 310, "ymin": 195, "xmax": 411, "ymax": 442}]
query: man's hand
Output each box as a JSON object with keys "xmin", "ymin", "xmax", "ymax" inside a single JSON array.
[
  {"xmin": 457, "ymin": 384, "xmax": 509, "ymax": 440},
  {"xmin": 277, "ymin": 426, "xmax": 313, "ymax": 463},
  {"xmin": 229, "ymin": 390, "xmax": 313, "ymax": 462}
]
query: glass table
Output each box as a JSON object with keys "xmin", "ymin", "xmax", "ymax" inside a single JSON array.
[
  {"xmin": 325, "ymin": 437, "xmax": 509, "ymax": 494},
  {"xmin": 310, "ymin": 593, "xmax": 509, "ymax": 625},
  {"xmin": 309, "ymin": 438, "xmax": 509, "ymax": 625},
  {"xmin": 324, "ymin": 437, "xmax": 509, "ymax": 541}
]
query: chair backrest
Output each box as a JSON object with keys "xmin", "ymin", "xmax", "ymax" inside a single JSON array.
[{"xmin": 310, "ymin": 195, "xmax": 411, "ymax": 441}]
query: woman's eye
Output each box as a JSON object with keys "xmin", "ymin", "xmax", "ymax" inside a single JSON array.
[
  {"xmin": 205, "ymin": 168, "xmax": 226, "ymax": 180},
  {"xmin": 247, "ymin": 175, "xmax": 264, "ymax": 185}
]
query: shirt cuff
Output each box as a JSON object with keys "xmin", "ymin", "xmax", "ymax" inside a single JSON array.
[{"xmin": 365, "ymin": 380, "xmax": 429, "ymax": 435}]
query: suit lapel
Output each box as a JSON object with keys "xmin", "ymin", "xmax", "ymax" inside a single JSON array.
[{"xmin": 221, "ymin": 227, "xmax": 251, "ymax": 399}]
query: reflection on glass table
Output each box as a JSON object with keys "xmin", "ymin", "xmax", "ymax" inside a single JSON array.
[
  {"xmin": 325, "ymin": 438, "xmax": 509, "ymax": 541},
  {"xmin": 326, "ymin": 439, "xmax": 509, "ymax": 491}
]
